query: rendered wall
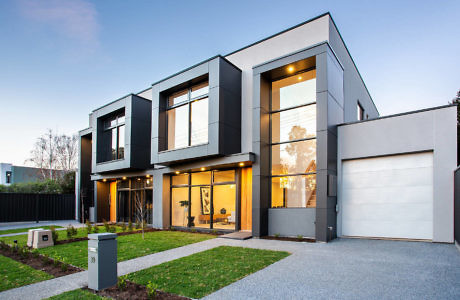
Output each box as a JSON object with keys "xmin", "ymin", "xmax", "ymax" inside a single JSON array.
[{"xmin": 337, "ymin": 106, "xmax": 457, "ymax": 243}]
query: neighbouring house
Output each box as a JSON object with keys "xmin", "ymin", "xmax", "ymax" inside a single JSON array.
[
  {"xmin": 76, "ymin": 13, "xmax": 457, "ymax": 243},
  {"xmin": 0, "ymin": 163, "xmax": 66, "ymax": 186}
]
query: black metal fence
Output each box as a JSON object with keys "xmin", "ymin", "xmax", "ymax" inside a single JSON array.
[
  {"xmin": 455, "ymin": 167, "xmax": 460, "ymax": 245},
  {"xmin": 0, "ymin": 193, "xmax": 75, "ymax": 222}
]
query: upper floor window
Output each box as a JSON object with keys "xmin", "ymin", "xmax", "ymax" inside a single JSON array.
[
  {"xmin": 357, "ymin": 102, "xmax": 364, "ymax": 121},
  {"xmin": 104, "ymin": 112, "xmax": 125, "ymax": 160},
  {"xmin": 270, "ymin": 69, "xmax": 317, "ymax": 208},
  {"xmin": 167, "ymin": 82, "xmax": 209, "ymax": 150}
]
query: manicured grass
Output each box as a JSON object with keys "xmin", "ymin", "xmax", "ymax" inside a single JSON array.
[
  {"xmin": 0, "ymin": 254, "xmax": 53, "ymax": 292},
  {"xmin": 38, "ymin": 231, "xmax": 215, "ymax": 269},
  {"xmin": 0, "ymin": 225, "xmax": 62, "ymax": 236},
  {"xmin": 46, "ymin": 289, "xmax": 107, "ymax": 299},
  {"xmin": 127, "ymin": 246, "xmax": 290, "ymax": 299}
]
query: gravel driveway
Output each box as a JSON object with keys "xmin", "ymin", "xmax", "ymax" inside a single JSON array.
[{"xmin": 205, "ymin": 238, "xmax": 460, "ymax": 300}]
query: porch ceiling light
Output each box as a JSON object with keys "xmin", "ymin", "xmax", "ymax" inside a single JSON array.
[
  {"xmin": 298, "ymin": 76, "xmax": 302, "ymax": 80},
  {"xmin": 122, "ymin": 176, "xmax": 127, "ymax": 180},
  {"xmin": 200, "ymin": 167, "xmax": 206, "ymax": 171},
  {"xmin": 102, "ymin": 179, "xmax": 107, "ymax": 182},
  {"xmin": 175, "ymin": 171, "xmax": 180, "ymax": 174},
  {"xmin": 146, "ymin": 174, "xmax": 150, "ymax": 178},
  {"xmin": 239, "ymin": 162, "xmax": 244, "ymax": 167},
  {"xmin": 288, "ymin": 66, "xmax": 294, "ymax": 72}
]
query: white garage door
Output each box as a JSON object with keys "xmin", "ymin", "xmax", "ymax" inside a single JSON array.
[{"xmin": 341, "ymin": 152, "xmax": 433, "ymax": 240}]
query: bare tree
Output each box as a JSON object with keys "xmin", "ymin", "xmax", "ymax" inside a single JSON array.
[
  {"xmin": 134, "ymin": 191, "xmax": 146, "ymax": 240},
  {"xmin": 26, "ymin": 129, "xmax": 78, "ymax": 180}
]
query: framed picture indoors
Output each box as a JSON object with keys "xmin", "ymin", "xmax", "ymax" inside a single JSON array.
[{"xmin": 200, "ymin": 187, "xmax": 210, "ymax": 215}]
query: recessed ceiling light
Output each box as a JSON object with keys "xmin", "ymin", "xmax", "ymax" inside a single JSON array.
[
  {"xmin": 122, "ymin": 176, "xmax": 127, "ymax": 180},
  {"xmin": 175, "ymin": 171, "xmax": 180, "ymax": 175},
  {"xmin": 288, "ymin": 66, "xmax": 294, "ymax": 72},
  {"xmin": 201, "ymin": 167, "xmax": 205, "ymax": 171},
  {"xmin": 102, "ymin": 179, "xmax": 107, "ymax": 182},
  {"xmin": 239, "ymin": 162, "xmax": 244, "ymax": 167},
  {"xmin": 146, "ymin": 174, "xmax": 150, "ymax": 178},
  {"xmin": 298, "ymin": 76, "xmax": 302, "ymax": 80}
]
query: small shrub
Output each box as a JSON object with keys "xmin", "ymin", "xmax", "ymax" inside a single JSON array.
[
  {"xmin": 86, "ymin": 220, "xmax": 93, "ymax": 234},
  {"xmin": 19, "ymin": 246, "xmax": 30, "ymax": 258},
  {"xmin": 42, "ymin": 254, "xmax": 51, "ymax": 265},
  {"xmin": 211, "ymin": 229, "xmax": 218, "ymax": 235},
  {"xmin": 296, "ymin": 234, "xmax": 303, "ymax": 240},
  {"xmin": 117, "ymin": 275, "xmax": 128, "ymax": 291},
  {"xmin": 0, "ymin": 240, "xmax": 7, "ymax": 250},
  {"xmin": 53, "ymin": 259, "xmax": 60, "ymax": 267},
  {"xmin": 93, "ymin": 226, "xmax": 99, "ymax": 233},
  {"xmin": 128, "ymin": 220, "xmax": 133, "ymax": 232},
  {"xmin": 66, "ymin": 224, "xmax": 73, "ymax": 238},
  {"xmin": 72, "ymin": 225, "xmax": 78, "ymax": 237},
  {"xmin": 191, "ymin": 228, "xmax": 197, "ymax": 233},
  {"xmin": 32, "ymin": 250, "xmax": 40, "ymax": 258},
  {"xmin": 274, "ymin": 233, "xmax": 280, "ymax": 238},
  {"xmin": 146, "ymin": 281, "xmax": 158, "ymax": 299},
  {"xmin": 50, "ymin": 226, "xmax": 58, "ymax": 243},
  {"xmin": 103, "ymin": 219, "xmax": 110, "ymax": 232},
  {"xmin": 61, "ymin": 262, "xmax": 69, "ymax": 272},
  {"xmin": 170, "ymin": 226, "xmax": 176, "ymax": 231},
  {"xmin": 120, "ymin": 222, "xmax": 127, "ymax": 232},
  {"xmin": 135, "ymin": 221, "xmax": 141, "ymax": 230},
  {"xmin": 108, "ymin": 225, "xmax": 117, "ymax": 233}
]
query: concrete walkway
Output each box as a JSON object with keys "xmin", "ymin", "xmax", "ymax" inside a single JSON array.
[
  {"xmin": 1, "ymin": 237, "xmax": 459, "ymax": 299},
  {"xmin": 0, "ymin": 220, "xmax": 84, "ymax": 237}
]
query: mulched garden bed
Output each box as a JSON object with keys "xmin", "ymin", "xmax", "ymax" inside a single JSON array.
[
  {"xmin": 84, "ymin": 280, "xmax": 190, "ymax": 300},
  {"xmin": 261, "ymin": 235, "xmax": 316, "ymax": 243},
  {"xmin": 0, "ymin": 243, "xmax": 83, "ymax": 277}
]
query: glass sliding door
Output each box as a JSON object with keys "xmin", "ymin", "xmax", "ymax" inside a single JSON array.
[{"xmin": 171, "ymin": 187, "xmax": 189, "ymax": 227}]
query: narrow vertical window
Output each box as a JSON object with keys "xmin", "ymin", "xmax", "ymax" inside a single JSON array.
[
  {"xmin": 103, "ymin": 111, "xmax": 125, "ymax": 161},
  {"xmin": 357, "ymin": 102, "xmax": 365, "ymax": 121},
  {"xmin": 270, "ymin": 69, "xmax": 317, "ymax": 208}
]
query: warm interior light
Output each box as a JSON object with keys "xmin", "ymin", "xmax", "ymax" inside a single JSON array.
[
  {"xmin": 288, "ymin": 66, "xmax": 294, "ymax": 72},
  {"xmin": 137, "ymin": 178, "xmax": 141, "ymax": 181},
  {"xmin": 146, "ymin": 174, "xmax": 150, "ymax": 178},
  {"xmin": 122, "ymin": 176, "xmax": 127, "ymax": 180},
  {"xmin": 298, "ymin": 76, "xmax": 302, "ymax": 80},
  {"xmin": 239, "ymin": 162, "xmax": 244, "ymax": 167},
  {"xmin": 200, "ymin": 167, "xmax": 205, "ymax": 171},
  {"xmin": 146, "ymin": 180, "xmax": 150, "ymax": 184},
  {"xmin": 175, "ymin": 171, "xmax": 180, "ymax": 175},
  {"xmin": 102, "ymin": 179, "xmax": 107, "ymax": 182}
]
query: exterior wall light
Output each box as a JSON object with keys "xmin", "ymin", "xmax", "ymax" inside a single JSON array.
[
  {"xmin": 239, "ymin": 162, "xmax": 245, "ymax": 167},
  {"xmin": 200, "ymin": 167, "xmax": 206, "ymax": 171},
  {"xmin": 122, "ymin": 176, "xmax": 127, "ymax": 180}
]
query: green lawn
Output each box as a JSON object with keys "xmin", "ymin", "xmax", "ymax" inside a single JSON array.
[
  {"xmin": 0, "ymin": 254, "xmax": 53, "ymax": 292},
  {"xmin": 37, "ymin": 231, "xmax": 215, "ymax": 269},
  {"xmin": 0, "ymin": 225, "xmax": 63, "ymax": 236},
  {"xmin": 46, "ymin": 289, "xmax": 107, "ymax": 299},
  {"xmin": 127, "ymin": 246, "xmax": 290, "ymax": 299}
]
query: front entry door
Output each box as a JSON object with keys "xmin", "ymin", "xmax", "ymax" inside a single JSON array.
[{"xmin": 109, "ymin": 182, "xmax": 117, "ymax": 222}]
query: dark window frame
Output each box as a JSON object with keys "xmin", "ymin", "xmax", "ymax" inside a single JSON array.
[
  {"xmin": 357, "ymin": 101, "xmax": 365, "ymax": 121},
  {"xmin": 103, "ymin": 112, "xmax": 125, "ymax": 161},
  {"xmin": 166, "ymin": 81, "xmax": 209, "ymax": 150},
  {"xmin": 269, "ymin": 69, "xmax": 317, "ymax": 208},
  {"xmin": 170, "ymin": 168, "xmax": 237, "ymax": 230}
]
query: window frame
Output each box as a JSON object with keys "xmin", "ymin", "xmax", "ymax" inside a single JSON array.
[
  {"xmin": 103, "ymin": 112, "xmax": 125, "ymax": 161},
  {"xmin": 269, "ymin": 68, "xmax": 317, "ymax": 208},
  {"xmin": 166, "ymin": 81, "xmax": 209, "ymax": 150},
  {"xmin": 170, "ymin": 168, "xmax": 237, "ymax": 229},
  {"xmin": 357, "ymin": 101, "xmax": 365, "ymax": 121}
]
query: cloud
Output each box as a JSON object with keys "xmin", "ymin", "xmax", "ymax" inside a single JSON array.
[{"xmin": 18, "ymin": 0, "xmax": 100, "ymax": 47}]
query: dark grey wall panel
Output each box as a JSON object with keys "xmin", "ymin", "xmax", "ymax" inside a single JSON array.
[
  {"xmin": 268, "ymin": 208, "xmax": 316, "ymax": 238},
  {"xmin": 151, "ymin": 56, "xmax": 242, "ymax": 165}
]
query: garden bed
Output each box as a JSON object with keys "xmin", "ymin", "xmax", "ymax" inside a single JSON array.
[
  {"xmin": 84, "ymin": 280, "xmax": 189, "ymax": 300},
  {"xmin": 0, "ymin": 243, "xmax": 83, "ymax": 277}
]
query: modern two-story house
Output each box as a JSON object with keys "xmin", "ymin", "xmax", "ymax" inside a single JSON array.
[{"xmin": 76, "ymin": 13, "xmax": 457, "ymax": 243}]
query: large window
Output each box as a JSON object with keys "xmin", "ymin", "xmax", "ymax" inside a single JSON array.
[
  {"xmin": 167, "ymin": 82, "xmax": 209, "ymax": 150},
  {"xmin": 103, "ymin": 112, "xmax": 125, "ymax": 160},
  {"xmin": 270, "ymin": 69, "xmax": 317, "ymax": 208},
  {"xmin": 171, "ymin": 169, "xmax": 236, "ymax": 230}
]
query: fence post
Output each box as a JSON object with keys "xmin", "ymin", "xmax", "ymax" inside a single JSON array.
[{"xmin": 35, "ymin": 194, "xmax": 39, "ymax": 223}]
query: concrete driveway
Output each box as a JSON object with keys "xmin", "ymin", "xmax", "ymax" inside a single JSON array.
[{"xmin": 205, "ymin": 238, "xmax": 460, "ymax": 300}]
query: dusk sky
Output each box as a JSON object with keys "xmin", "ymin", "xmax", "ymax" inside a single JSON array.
[{"xmin": 0, "ymin": 0, "xmax": 459, "ymax": 166}]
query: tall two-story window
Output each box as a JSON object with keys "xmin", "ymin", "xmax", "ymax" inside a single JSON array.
[
  {"xmin": 167, "ymin": 82, "xmax": 209, "ymax": 150},
  {"xmin": 270, "ymin": 69, "xmax": 317, "ymax": 208},
  {"xmin": 104, "ymin": 112, "xmax": 125, "ymax": 160}
]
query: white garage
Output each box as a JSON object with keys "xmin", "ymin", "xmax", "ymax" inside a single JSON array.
[{"xmin": 341, "ymin": 152, "xmax": 433, "ymax": 240}]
